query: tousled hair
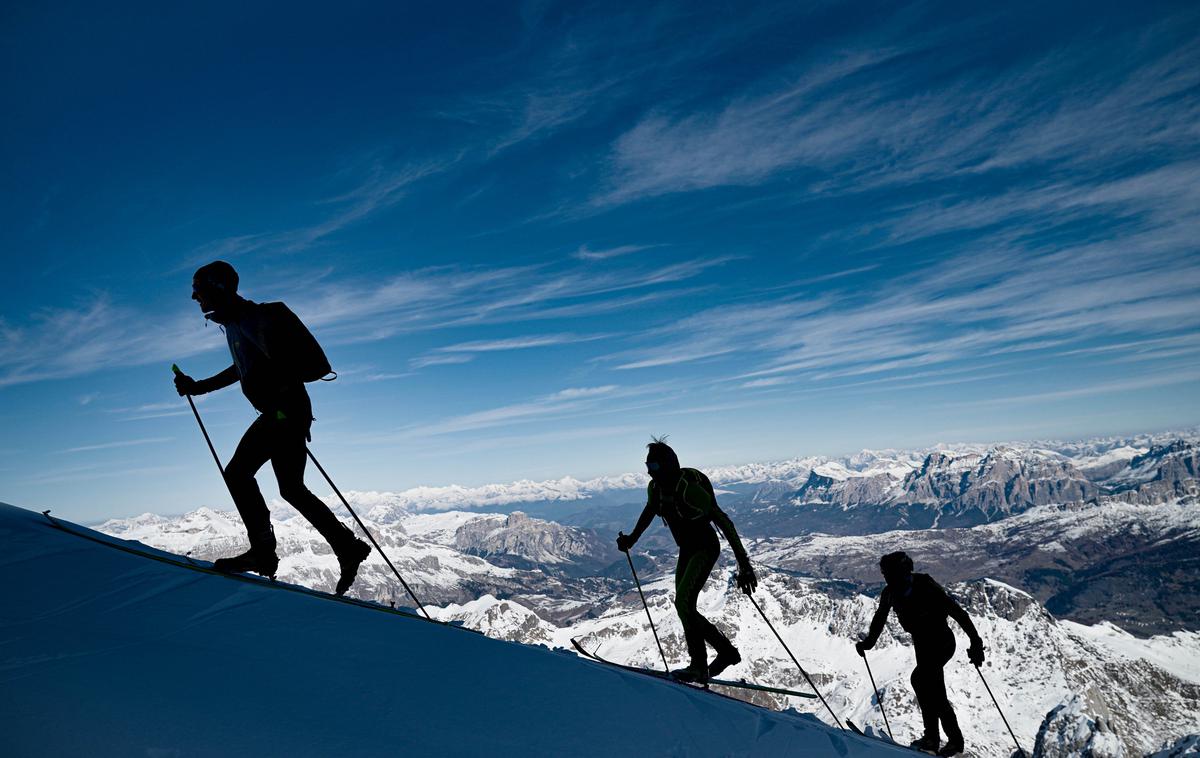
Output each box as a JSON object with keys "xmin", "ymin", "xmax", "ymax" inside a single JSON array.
[{"xmin": 646, "ymin": 435, "xmax": 680, "ymax": 470}]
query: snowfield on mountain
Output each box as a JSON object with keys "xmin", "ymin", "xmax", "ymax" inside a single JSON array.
[{"xmin": 0, "ymin": 502, "xmax": 909, "ymax": 758}]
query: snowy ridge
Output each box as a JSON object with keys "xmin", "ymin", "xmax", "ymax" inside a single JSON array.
[
  {"xmin": 0, "ymin": 502, "xmax": 908, "ymax": 758},
  {"xmin": 441, "ymin": 566, "xmax": 1200, "ymax": 758}
]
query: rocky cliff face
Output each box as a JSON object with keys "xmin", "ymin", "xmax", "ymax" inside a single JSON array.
[
  {"xmin": 1148, "ymin": 734, "xmax": 1200, "ymax": 756},
  {"xmin": 453, "ymin": 510, "xmax": 610, "ymax": 571},
  {"xmin": 897, "ymin": 447, "xmax": 1100, "ymax": 522},
  {"xmin": 1105, "ymin": 441, "xmax": 1200, "ymax": 504},
  {"xmin": 1033, "ymin": 694, "xmax": 1127, "ymax": 758}
]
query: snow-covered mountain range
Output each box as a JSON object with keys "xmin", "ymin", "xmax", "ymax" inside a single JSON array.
[
  {"xmin": 428, "ymin": 568, "xmax": 1200, "ymax": 758},
  {"xmin": 94, "ymin": 429, "xmax": 1200, "ymax": 756}
]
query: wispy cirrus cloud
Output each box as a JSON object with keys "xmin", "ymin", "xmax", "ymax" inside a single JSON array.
[
  {"xmin": 0, "ymin": 254, "xmax": 727, "ymax": 389},
  {"xmin": 184, "ymin": 156, "xmax": 459, "ymax": 265},
  {"xmin": 572, "ymin": 244, "xmax": 657, "ymax": 261},
  {"xmin": 396, "ymin": 384, "xmax": 622, "ymax": 438},
  {"xmin": 0, "ymin": 296, "xmax": 222, "ymax": 389},
  {"xmin": 59, "ymin": 437, "xmax": 174, "ymax": 454},
  {"xmin": 605, "ymin": 215, "xmax": 1200, "ymax": 388},
  {"xmin": 409, "ymin": 332, "xmax": 611, "ymax": 369},
  {"xmin": 591, "ymin": 14, "xmax": 1199, "ymax": 207}
]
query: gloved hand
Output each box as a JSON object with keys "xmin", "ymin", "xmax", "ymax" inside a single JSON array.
[
  {"xmin": 968, "ymin": 641, "xmax": 985, "ymax": 666},
  {"xmin": 855, "ymin": 639, "xmax": 873, "ymax": 658},
  {"xmin": 735, "ymin": 559, "xmax": 757, "ymax": 595},
  {"xmin": 616, "ymin": 532, "xmax": 636, "ymax": 552},
  {"xmin": 174, "ymin": 371, "xmax": 200, "ymax": 397}
]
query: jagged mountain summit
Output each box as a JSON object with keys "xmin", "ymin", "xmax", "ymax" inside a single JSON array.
[
  {"xmin": 0, "ymin": 502, "xmax": 904, "ymax": 758},
  {"xmin": 208, "ymin": 430, "xmax": 1200, "ymax": 541}
]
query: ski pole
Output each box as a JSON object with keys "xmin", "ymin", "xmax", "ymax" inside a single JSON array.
[
  {"xmin": 306, "ymin": 448, "xmax": 432, "ymax": 621},
  {"xmin": 172, "ymin": 364, "xmax": 227, "ymax": 478},
  {"xmin": 861, "ymin": 651, "xmax": 894, "ymax": 741},
  {"xmin": 620, "ymin": 536, "xmax": 670, "ymax": 674},
  {"xmin": 747, "ymin": 593, "xmax": 845, "ymax": 730},
  {"xmin": 974, "ymin": 664, "xmax": 1027, "ymax": 758}
]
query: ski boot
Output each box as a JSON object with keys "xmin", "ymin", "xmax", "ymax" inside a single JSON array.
[
  {"xmin": 335, "ymin": 537, "xmax": 371, "ymax": 596},
  {"xmin": 708, "ymin": 647, "xmax": 742, "ymax": 678},
  {"xmin": 670, "ymin": 662, "xmax": 710, "ymax": 685},
  {"xmin": 910, "ymin": 735, "xmax": 940, "ymax": 754},
  {"xmin": 937, "ymin": 740, "xmax": 964, "ymax": 757},
  {"xmin": 212, "ymin": 547, "xmax": 279, "ymax": 579}
]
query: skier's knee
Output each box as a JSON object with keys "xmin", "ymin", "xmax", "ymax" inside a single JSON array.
[
  {"xmin": 277, "ymin": 481, "xmax": 313, "ymax": 504},
  {"xmin": 223, "ymin": 464, "xmax": 256, "ymax": 493},
  {"xmin": 674, "ymin": 595, "xmax": 695, "ymax": 617}
]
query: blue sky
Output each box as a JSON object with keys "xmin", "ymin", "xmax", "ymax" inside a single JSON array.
[{"xmin": 2, "ymin": 1, "xmax": 1198, "ymax": 522}]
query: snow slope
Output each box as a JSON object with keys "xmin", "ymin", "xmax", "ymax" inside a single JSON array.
[{"xmin": 0, "ymin": 502, "xmax": 905, "ymax": 758}]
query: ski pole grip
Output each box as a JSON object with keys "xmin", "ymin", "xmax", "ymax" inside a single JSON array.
[{"xmin": 171, "ymin": 363, "xmax": 182, "ymax": 375}]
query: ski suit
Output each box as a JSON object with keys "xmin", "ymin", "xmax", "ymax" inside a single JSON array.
[
  {"xmin": 196, "ymin": 298, "xmax": 354, "ymax": 553},
  {"xmin": 862, "ymin": 573, "xmax": 981, "ymax": 746},
  {"xmin": 635, "ymin": 468, "xmax": 750, "ymax": 667}
]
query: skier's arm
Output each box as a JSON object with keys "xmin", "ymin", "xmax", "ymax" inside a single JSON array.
[
  {"xmin": 627, "ymin": 502, "xmax": 657, "ymax": 543},
  {"xmin": 620, "ymin": 480, "xmax": 660, "ymax": 551},
  {"xmin": 175, "ymin": 364, "xmax": 238, "ymax": 396},
  {"xmin": 946, "ymin": 594, "xmax": 982, "ymax": 646},
  {"xmin": 195, "ymin": 364, "xmax": 240, "ymax": 394},
  {"xmin": 711, "ymin": 507, "xmax": 750, "ymax": 564},
  {"xmin": 862, "ymin": 591, "xmax": 893, "ymax": 648}
]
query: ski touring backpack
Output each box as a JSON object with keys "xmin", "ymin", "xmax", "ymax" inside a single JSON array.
[{"xmin": 258, "ymin": 302, "xmax": 335, "ymax": 383}]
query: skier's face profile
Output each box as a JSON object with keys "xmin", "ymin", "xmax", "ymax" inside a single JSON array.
[
  {"xmin": 882, "ymin": 566, "xmax": 911, "ymax": 591},
  {"xmin": 192, "ymin": 275, "xmax": 233, "ymax": 318},
  {"xmin": 645, "ymin": 457, "xmax": 677, "ymax": 482}
]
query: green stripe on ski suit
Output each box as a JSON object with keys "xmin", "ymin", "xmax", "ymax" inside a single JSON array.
[{"xmin": 648, "ymin": 468, "xmax": 750, "ymax": 561}]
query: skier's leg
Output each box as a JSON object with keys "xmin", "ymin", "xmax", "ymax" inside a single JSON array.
[
  {"xmin": 674, "ymin": 543, "xmax": 719, "ymax": 669},
  {"xmin": 269, "ymin": 417, "xmax": 369, "ymax": 594},
  {"xmin": 223, "ymin": 416, "xmax": 277, "ymax": 549},
  {"xmin": 213, "ymin": 416, "xmax": 279, "ymax": 574},
  {"xmin": 911, "ymin": 644, "xmax": 941, "ymax": 745},
  {"xmin": 689, "ymin": 546, "xmax": 733, "ymax": 654},
  {"xmin": 269, "ymin": 418, "xmax": 353, "ymax": 549},
  {"xmin": 934, "ymin": 641, "xmax": 963, "ymax": 749}
]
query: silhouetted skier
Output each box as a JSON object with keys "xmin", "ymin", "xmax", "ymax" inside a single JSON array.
[
  {"xmin": 855, "ymin": 551, "xmax": 984, "ymax": 756},
  {"xmin": 616, "ymin": 438, "xmax": 757, "ymax": 684},
  {"xmin": 174, "ymin": 261, "xmax": 370, "ymax": 595}
]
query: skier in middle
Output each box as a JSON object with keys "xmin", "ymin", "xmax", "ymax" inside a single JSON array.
[
  {"xmin": 855, "ymin": 551, "xmax": 985, "ymax": 756},
  {"xmin": 616, "ymin": 437, "xmax": 757, "ymax": 684}
]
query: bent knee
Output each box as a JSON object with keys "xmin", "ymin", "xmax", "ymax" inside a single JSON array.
[{"xmin": 278, "ymin": 482, "xmax": 314, "ymax": 504}]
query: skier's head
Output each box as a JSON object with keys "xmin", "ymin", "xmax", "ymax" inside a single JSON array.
[
  {"xmin": 645, "ymin": 436, "xmax": 680, "ymax": 482},
  {"xmin": 192, "ymin": 261, "xmax": 239, "ymax": 318},
  {"xmin": 879, "ymin": 551, "xmax": 914, "ymax": 589}
]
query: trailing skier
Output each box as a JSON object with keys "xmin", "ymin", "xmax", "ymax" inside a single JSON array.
[
  {"xmin": 616, "ymin": 437, "xmax": 757, "ymax": 684},
  {"xmin": 174, "ymin": 260, "xmax": 370, "ymax": 595},
  {"xmin": 855, "ymin": 551, "xmax": 985, "ymax": 756}
]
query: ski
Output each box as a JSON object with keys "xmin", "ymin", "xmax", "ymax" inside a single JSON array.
[
  {"xmin": 570, "ymin": 638, "xmax": 816, "ymax": 699},
  {"xmin": 847, "ymin": 720, "xmax": 935, "ymax": 755},
  {"xmin": 40, "ymin": 510, "xmax": 478, "ymax": 634}
]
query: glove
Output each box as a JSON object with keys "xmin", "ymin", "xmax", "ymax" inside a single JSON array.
[
  {"xmin": 855, "ymin": 639, "xmax": 873, "ymax": 658},
  {"xmin": 174, "ymin": 372, "xmax": 200, "ymax": 397},
  {"xmin": 968, "ymin": 641, "xmax": 985, "ymax": 666},
  {"xmin": 616, "ymin": 532, "xmax": 635, "ymax": 552},
  {"xmin": 735, "ymin": 559, "xmax": 757, "ymax": 595}
]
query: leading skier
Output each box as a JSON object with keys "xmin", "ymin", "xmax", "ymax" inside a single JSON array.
[
  {"xmin": 855, "ymin": 551, "xmax": 985, "ymax": 756},
  {"xmin": 174, "ymin": 260, "xmax": 371, "ymax": 595},
  {"xmin": 616, "ymin": 438, "xmax": 757, "ymax": 684}
]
